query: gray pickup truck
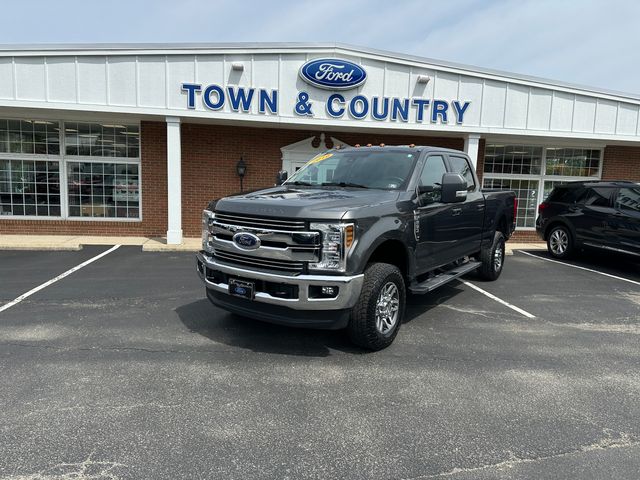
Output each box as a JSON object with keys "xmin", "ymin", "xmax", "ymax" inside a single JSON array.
[{"xmin": 197, "ymin": 145, "xmax": 516, "ymax": 350}]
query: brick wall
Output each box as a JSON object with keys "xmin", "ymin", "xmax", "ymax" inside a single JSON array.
[
  {"xmin": 601, "ymin": 145, "xmax": 640, "ymax": 181},
  {"xmin": 0, "ymin": 120, "xmax": 462, "ymax": 238}
]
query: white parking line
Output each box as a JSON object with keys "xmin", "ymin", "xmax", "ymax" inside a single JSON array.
[
  {"xmin": 0, "ymin": 245, "xmax": 121, "ymax": 313},
  {"xmin": 462, "ymin": 280, "xmax": 536, "ymax": 318},
  {"xmin": 519, "ymin": 250, "xmax": 640, "ymax": 287}
]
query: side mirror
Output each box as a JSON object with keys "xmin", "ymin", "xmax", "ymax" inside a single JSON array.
[
  {"xmin": 417, "ymin": 185, "xmax": 434, "ymax": 195},
  {"xmin": 276, "ymin": 170, "xmax": 288, "ymax": 185},
  {"xmin": 441, "ymin": 173, "xmax": 467, "ymax": 203}
]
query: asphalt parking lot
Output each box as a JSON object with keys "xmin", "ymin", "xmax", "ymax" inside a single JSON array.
[{"xmin": 0, "ymin": 246, "xmax": 639, "ymax": 480}]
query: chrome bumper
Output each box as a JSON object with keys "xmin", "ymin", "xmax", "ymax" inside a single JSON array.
[{"xmin": 196, "ymin": 252, "xmax": 364, "ymax": 311}]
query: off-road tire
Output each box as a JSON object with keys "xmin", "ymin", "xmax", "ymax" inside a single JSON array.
[
  {"xmin": 478, "ymin": 231, "xmax": 506, "ymax": 281},
  {"xmin": 347, "ymin": 262, "xmax": 405, "ymax": 351}
]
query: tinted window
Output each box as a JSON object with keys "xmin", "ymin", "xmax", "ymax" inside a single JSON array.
[
  {"xmin": 581, "ymin": 187, "xmax": 613, "ymax": 207},
  {"xmin": 615, "ymin": 187, "xmax": 640, "ymax": 212},
  {"xmin": 419, "ymin": 155, "xmax": 447, "ymax": 203},
  {"xmin": 547, "ymin": 187, "xmax": 585, "ymax": 203},
  {"xmin": 449, "ymin": 156, "xmax": 475, "ymax": 191}
]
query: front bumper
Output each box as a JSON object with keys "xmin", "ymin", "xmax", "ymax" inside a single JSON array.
[{"xmin": 196, "ymin": 251, "xmax": 364, "ymax": 311}]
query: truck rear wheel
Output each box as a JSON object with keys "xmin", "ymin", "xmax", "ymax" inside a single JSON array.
[
  {"xmin": 478, "ymin": 231, "xmax": 506, "ymax": 281},
  {"xmin": 347, "ymin": 262, "xmax": 405, "ymax": 351}
]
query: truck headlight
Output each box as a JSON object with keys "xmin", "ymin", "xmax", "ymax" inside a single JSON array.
[
  {"xmin": 309, "ymin": 223, "xmax": 355, "ymax": 272},
  {"xmin": 202, "ymin": 210, "xmax": 214, "ymax": 250}
]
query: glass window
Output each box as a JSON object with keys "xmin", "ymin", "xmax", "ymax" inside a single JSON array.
[
  {"xmin": 545, "ymin": 148, "xmax": 600, "ymax": 177},
  {"xmin": 615, "ymin": 187, "xmax": 640, "ymax": 212},
  {"xmin": 544, "ymin": 181, "xmax": 586, "ymax": 203},
  {"xmin": 484, "ymin": 143, "xmax": 602, "ymax": 230},
  {"xmin": 287, "ymin": 150, "xmax": 417, "ymax": 190},
  {"xmin": 483, "ymin": 144, "xmax": 543, "ymax": 175},
  {"xmin": 583, "ymin": 187, "xmax": 613, "ymax": 207},
  {"xmin": 0, "ymin": 159, "xmax": 61, "ymax": 217},
  {"xmin": 483, "ymin": 178, "xmax": 539, "ymax": 228},
  {"xmin": 67, "ymin": 162, "xmax": 140, "ymax": 218},
  {"xmin": 449, "ymin": 155, "xmax": 475, "ymax": 191},
  {"xmin": 65, "ymin": 123, "xmax": 139, "ymax": 158},
  {"xmin": 419, "ymin": 155, "xmax": 447, "ymax": 203},
  {"xmin": 0, "ymin": 119, "xmax": 59, "ymax": 155}
]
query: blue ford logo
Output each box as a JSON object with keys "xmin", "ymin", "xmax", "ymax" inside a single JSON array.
[
  {"xmin": 299, "ymin": 58, "xmax": 367, "ymax": 90},
  {"xmin": 233, "ymin": 232, "xmax": 261, "ymax": 250}
]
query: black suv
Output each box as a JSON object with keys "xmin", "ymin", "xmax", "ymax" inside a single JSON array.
[{"xmin": 536, "ymin": 180, "xmax": 640, "ymax": 259}]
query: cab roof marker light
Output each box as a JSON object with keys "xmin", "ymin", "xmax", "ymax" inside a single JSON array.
[
  {"xmin": 366, "ymin": 143, "xmax": 372, "ymax": 147},
  {"xmin": 379, "ymin": 143, "xmax": 385, "ymax": 147},
  {"xmin": 409, "ymin": 144, "xmax": 415, "ymax": 148},
  {"xmin": 355, "ymin": 144, "xmax": 361, "ymax": 148}
]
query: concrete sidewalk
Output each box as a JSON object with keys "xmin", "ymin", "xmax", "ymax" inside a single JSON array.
[
  {"xmin": 0, "ymin": 235, "xmax": 201, "ymax": 252},
  {"xmin": 0, "ymin": 234, "xmax": 545, "ymax": 254}
]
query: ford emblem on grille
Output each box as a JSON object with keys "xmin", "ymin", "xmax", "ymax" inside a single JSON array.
[
  {"xmin": 233, "ymin": 232, "xmax": 261, "ymax": 250},
  {"xmin": 299, "ymin": 58, "xmax": 367, "ymax": 90}
]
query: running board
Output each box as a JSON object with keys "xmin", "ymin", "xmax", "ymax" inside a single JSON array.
[{"xmin": 409, "ymin": 261, "xmax": 481, "ymax": 294}]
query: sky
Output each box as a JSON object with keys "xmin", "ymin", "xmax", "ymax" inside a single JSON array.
[{"xmin": 1, "ymin": 0, "xmax": 638, "ymax": 94}]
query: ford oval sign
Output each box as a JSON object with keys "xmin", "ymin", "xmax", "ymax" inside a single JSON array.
[
  {"xmin": 299, "ymin": 58, "xmax": 367, "ymax": 90},
  {"xmin": 233, "ymin": 232, "xmax": 261, "ymax": 250}
]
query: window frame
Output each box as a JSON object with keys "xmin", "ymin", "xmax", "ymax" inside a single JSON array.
[
  {"xmin": 447, "ymin": 154, "xmax": 477, "ymax": 192},
  {"xmin": 483, "ymin": 143, "xmax": 603, "ymax": 230},
  {"xmin": 0, "ymin": 117, "xmax": 142, "ymax": 222}
]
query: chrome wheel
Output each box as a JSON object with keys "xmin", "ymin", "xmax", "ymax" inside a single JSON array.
[
  {"xmin": 375, "ymin": 281, "xmax": 400, "ymax": 335},
  {"xmin": 494, "ymin": 240, "xmax": 504, "ymax": 272},
  {"xmin": 549, "ymin": 228, "xmax": 569, "ymax": 255}
]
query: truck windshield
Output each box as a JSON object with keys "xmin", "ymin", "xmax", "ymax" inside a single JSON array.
[{"xmin": 285, "ymin": 150, "xmax": 417, "ymax": 190}]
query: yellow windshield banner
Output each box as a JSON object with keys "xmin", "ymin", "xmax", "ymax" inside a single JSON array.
[{"xmin": 307, "ymin": 153, "xmax": 333, "ymax": 165}]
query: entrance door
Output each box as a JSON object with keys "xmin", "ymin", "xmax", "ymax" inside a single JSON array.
[{"xmin": 280, "ymin": 134, "xmax": 348, "ymax": 176}]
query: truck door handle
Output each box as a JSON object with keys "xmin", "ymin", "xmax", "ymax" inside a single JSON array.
[
  {"xmin": 477, "ymin": 204, "xmax": 485, "ymax": 211},
  {"xmin": 452, "ymin": 208, "xmax": 462, "ymax": 216}
]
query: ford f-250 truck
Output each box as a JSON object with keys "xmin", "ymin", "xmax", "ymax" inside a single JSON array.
[{"xmin": 196, "ymin": 145, "xmax": 516, "ymax": 350}]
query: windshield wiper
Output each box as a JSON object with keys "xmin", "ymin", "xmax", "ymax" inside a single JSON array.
[
  {"xmin": 286, "ymin": 181, "xmax": 313, "ymax": 186},
  {"xmin": 320, "ymin": 182, "xmax": 369, "ymax": 189}
]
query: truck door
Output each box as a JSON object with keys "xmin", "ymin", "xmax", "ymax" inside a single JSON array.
[
  {"xmin": 415, "ymin": 154, "xmax": 456, "ymax": 272},
  {"xmin": 447, "ymin": 155, "xmax": 484, "ymax": 259},
  {"xmin": 611, "ymin": 186, "xmax": 640, "ymax": 256}
]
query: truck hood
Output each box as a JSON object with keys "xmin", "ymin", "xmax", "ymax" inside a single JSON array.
[{"xmin": 213, "ymin": 186, "xmax": 400, "ymax": 220}]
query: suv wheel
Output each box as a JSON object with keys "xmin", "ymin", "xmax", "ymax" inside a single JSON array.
[
  {"xmin": 547, "ymin": 225, "xmax": 573, "ymax": 259},
  {"xmin": 348, "ymin": 263, "xmax": 405, "ymax": 351}
]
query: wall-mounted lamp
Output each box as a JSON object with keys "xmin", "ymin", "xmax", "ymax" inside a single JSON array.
[
  {"xmin": 231, "ymin": 62, "xmax": 245, "ymax": 71},
  {"xmin": 236, "ymin": 156, "xmax": 247, "ymax": 191},
  {"xmin": 416, "ymin": 74, "xmax": 431, "ymax": 84}
]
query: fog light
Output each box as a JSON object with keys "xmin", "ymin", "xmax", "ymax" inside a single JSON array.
[
  {"xmin": 322, "ymin": 286, "xmax": 337, "ymax": 296},
  {"xmin": 309, "ymin": 285, "xmax": 339, "ymax": 299}
]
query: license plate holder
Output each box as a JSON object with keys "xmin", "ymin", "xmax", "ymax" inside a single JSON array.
[{"xmin": 228, "ymin": 278, "xmax": 255, "ymax": 300}]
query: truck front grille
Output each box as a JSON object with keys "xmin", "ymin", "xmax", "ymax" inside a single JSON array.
[
  {"xmin": 214, "ymin": 212, "xmax": 306, "ymax": 231},
  {"xmin": 213, "ymin": 249, "xmax": 304, "ymax": 273}
]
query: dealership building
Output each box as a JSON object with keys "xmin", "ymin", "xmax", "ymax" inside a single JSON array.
[{"xmin": 0, "ymin": 42, "xmax": 639, "ymax": 243}]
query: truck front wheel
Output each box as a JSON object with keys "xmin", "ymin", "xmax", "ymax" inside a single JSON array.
[
  {"xmin": 348, "ymin": 263, "xmax": 406, "ymax": 351},
  {"xmin": 478, "ymin": 231, "xmax": 506, "ymax": 281}
]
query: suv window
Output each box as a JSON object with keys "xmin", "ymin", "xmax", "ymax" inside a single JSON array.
[
  {"xmin": 419, "ymin": 155, "xmax": 447, "ymax": 203},
  {"xmin": 615, "ymin": 187, "xmax": 640, "ymax": 212},
  {"xmin": 547, "ymin": 187, "xmax": 586, "ymax": 204},
  {"xmin": 449, "ymin": 156, "xmax": 475, "ymax": 191},
  {"xmin": 580, "ymin": 187, "xmax": 613, "ymax": 207}
]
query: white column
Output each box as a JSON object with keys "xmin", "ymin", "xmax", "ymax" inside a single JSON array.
[
  {"xmin": 166, "ymin": 116, "xmax": 183, "ymax": 245},
  {"xmin": 464, "ymin": 134, "xmax": 482, "ymax": 171}
]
